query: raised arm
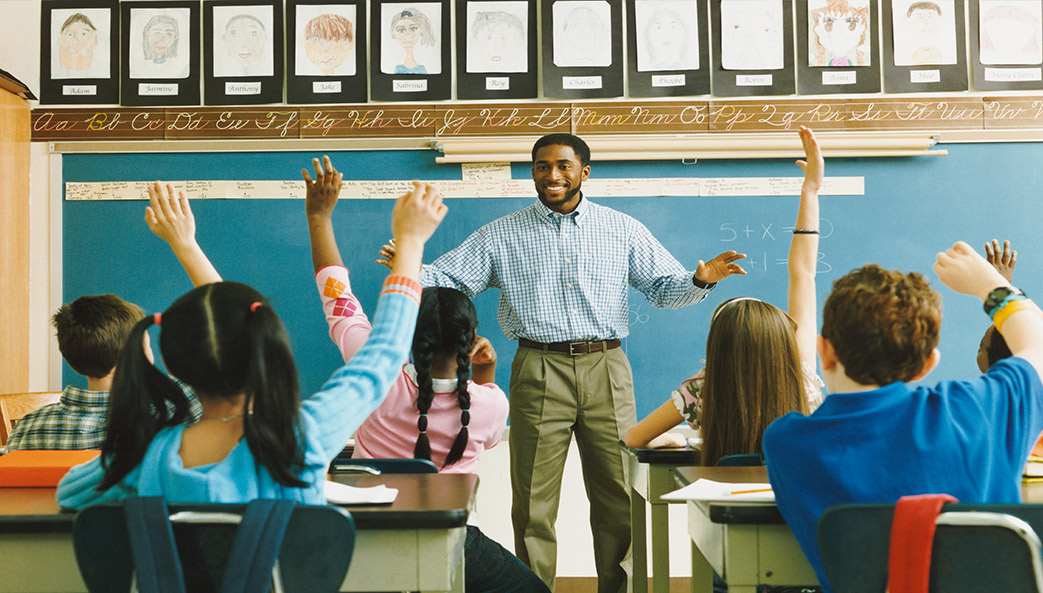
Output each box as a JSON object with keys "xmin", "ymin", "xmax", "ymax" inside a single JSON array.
[
  {"xmin": 470, "ymin": 335, "xmax": 498, "ymax": 385},
  {"xmin": 145, "ymin": 182, "xmax": 221, "ymax": 287},
  {"xmin": 985, "ymin": 239, "xmax": 1017, "ymax": 283},
  {"xmin": 935, "ymin": 241, "xmax": 1043, "ymax": 375},
  {"xmin": 788, "ymin": 126, "xmax": 822, "ymax": 366},
  {"xmin": 303, "ymin": 155, "xmax": 345, "ymax": 272}
]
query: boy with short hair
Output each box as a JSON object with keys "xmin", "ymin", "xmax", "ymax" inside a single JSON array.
[
  {"xmin": 764, "ymin": 242, "xmax": 1043, "ymax": 593},
  {"xmin": 6, "ymin": 295, "xmax": 143, "ymax": 450}
]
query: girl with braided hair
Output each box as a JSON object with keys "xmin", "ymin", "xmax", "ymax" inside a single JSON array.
[{"xmin": 306, "ymin": 156, "xmax": 548, "ymax": 593}]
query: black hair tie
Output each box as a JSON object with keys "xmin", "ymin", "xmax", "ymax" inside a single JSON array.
[
  {"xmin": 460, "ymin": 409, "xmax": 470, "ymax": 426},
  {"xmin": 418, "ymin": 413, "xmax": 428, "ymax": 432}
]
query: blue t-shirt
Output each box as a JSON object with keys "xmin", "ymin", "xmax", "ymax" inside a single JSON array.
[{"xmin": 763, "ymin": 357, "xmax": 1043, "ymax": 593}]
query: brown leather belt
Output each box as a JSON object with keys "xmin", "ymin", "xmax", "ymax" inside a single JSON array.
[{"xmin": 518, "ymin": 338, "xmax": 622, "ymax": 355}]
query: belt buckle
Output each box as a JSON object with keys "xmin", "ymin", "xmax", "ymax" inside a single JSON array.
[{"xmin": 568, "ymin": 342, "xmax": 584, "ymax": 356}]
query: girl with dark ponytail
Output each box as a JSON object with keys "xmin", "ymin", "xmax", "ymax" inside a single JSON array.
[
  {"xmin": 307, "ymin": 157, "xmax": 548, "ymax": 593},
  {"xmin": 57, "ymin": 176, "xmax": 446, "ymax": 509}
]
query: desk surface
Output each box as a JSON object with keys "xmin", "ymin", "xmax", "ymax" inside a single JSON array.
[
  {"xmin": 620, "ymin": 441, "xmax": 701, "ymax": 465},
  {"xmin": 0, "ymin": 473, "xmax": 476, "ymax": 532}
]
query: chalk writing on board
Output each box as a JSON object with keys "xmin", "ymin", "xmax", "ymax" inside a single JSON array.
[
  {"xmin": 718, "ymin": 217, "xmax": 835, "ymax": 274},
  {"xmin": 628, "ymin": 303, "xmax": 650, "ymax": 326}
]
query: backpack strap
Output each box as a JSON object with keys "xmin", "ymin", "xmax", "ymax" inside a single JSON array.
[
  {"xmin": 220, "ymin": 499, "xmax": 296, "ymax": 593},
  {"xmin": 122, "ymin": 496, "xmax": 188, "ymax": 593},
  {"xmin": 887, "ymin": 493, "xmax": 959, "ymax": 593}
]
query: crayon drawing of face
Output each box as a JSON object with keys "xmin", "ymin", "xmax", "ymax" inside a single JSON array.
[
  {"xmin": 980, "ymin": 2, "xmax": 1043, "ymax": 65},
  {"xmin": 389, "ymin": 8, "xmax": 436, "ymax": 74},
  {"xmin": 810, "ymin": 0, "xmax": 869, "ymax": 67},
  {"xmin": 721, "ymin": 1, "xmax": 784, "ymax": 70},
  {"xmin": 469, "ymin": 10, "xmax": 526, "ymax": 72},
  {"xmin": 646, "ymin": 9, "xmax": 688, "ymax": 69},
  {"xmin": 143, "ymin": 15, "xmax": 178, "ymax": 63},
  {"xmin": 223, "ymin": 14, "xmax": 267, "ymax": 72},
  {"xmin": 58, "ymin": 13, "xmax": 98, "ymax": 71},
  {"xmin": 553, "ymin": 3, "xmax": 611, "ymax": 67},
  {"xmin": 304, "ymin": 13, "xmax": 355, "ymax": 75}
]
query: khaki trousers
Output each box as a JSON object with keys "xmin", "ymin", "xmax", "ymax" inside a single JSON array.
[{"xmin": 509, "ymin": 344, "xmax": 635, "ymax": 593}]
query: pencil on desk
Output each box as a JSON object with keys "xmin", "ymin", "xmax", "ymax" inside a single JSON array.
[{"xmin": 729, "ymin": 487, "xmax": 773, "ymax": 495}]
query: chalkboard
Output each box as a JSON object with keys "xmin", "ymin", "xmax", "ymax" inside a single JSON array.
[{"xmin": 62, "ymin": 143, "xmax": 1043, "ymax": 419}]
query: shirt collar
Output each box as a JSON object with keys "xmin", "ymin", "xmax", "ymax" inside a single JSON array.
[
  {"xmin": 532, "ymin": 193, "xmax": 588, "ymax": 225},
  {"xmin": 61, "ymin": 385, "xmax": 110, "ymax": 408}
]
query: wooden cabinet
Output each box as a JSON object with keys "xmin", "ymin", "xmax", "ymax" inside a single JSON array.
[{"xmin": 0, "ymin": 88, "xmax": 30, "ymax": 393}]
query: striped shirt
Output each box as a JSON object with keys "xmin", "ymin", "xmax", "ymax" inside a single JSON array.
[{"xmin": 420, "ymin": 197, "xmax": 713, "ymax": 342}]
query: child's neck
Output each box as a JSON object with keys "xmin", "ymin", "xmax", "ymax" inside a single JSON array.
[
  {"xmin": 430, "ymin": 352, "xmax": 459, "ymax": 380},
  {"xmin": 86, "ymin": 371, "xmax": 114, "ymax": 392}
]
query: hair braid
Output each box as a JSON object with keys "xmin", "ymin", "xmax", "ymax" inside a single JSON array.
[{"xmin": 443, "ymin": 330, "xmax": 473, "ymax": 468}]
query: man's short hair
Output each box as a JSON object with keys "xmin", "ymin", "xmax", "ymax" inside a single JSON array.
[
  {"xmin": 52, "ymin": 295, "xmax": 144, "ymax": 379},
  {"xmin": 908, "ymin": 2, "xmax": 942, "ymax": 17},
  {"xmin": 821, "ymin": 264, "xmax": 942, "ymax": 386},
  {"xmin": 531, "ymin": 133, "xmax": 591, "ymax": 167}
]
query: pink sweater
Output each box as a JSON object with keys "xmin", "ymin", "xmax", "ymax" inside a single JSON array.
[{"xmin": 317, "ymin": 266, "xmax": 508, "ymax": 474}]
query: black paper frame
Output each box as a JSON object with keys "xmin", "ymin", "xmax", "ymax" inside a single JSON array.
[
  {"xmin": 456, "ymin": 0, "xmax": 538, "ymax": 100},
  {"xmin": 40, "ymin": 0, "xmax": 120, "ymax": 105},
  {"xmin": 120, "ymin": 1, "xmax": 201, "ymax": 106},
  {"xmin": 709, "ymin": 0, "xmax": 795, "ymax": 97},
  {"xmin": 286, "ymin": 0, "xmax": 368, "ymax": 104},
  {"xmin": 882, "ymin": 0, "xmax": 967, "ymax": 92},
  {"xmin": 796, "ymin": 0, "xmax": 881, "ymax": 95},
  {"xmin": 626, "ymin": 0, "xmax": 710, "ymax": 97},
  {"xmin": 970, "ymin": 0, "xmax": 1043, "ymax": 91},
  {"xmin": 541, "ymin": 0, "xmax": 624, "ymax": 99},
  {"xmin": 203, "ymin": 0, "xmax": 284, "ymax": 105},
  {"xmin": 370, "ymin": 0, "xmax": 452, "ymax": 101}
]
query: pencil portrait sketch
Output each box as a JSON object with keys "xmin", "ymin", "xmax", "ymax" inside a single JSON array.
[
  {"xmin": 892, "ymin": 0, "xmax": 958, "ymax": 66},
  {"xmin": 212, "ymin": 5, "xmax": 275, "ymax": 77},
  {"xmin": 635, "ymin": 0, "xmax": 700, "ymax": 71},
  {"xmin": 808, "ymin": 0, "xmax": 870, "ymax": 67},
  {"xmin": 467, "ymin": 2, "xmax": 528, "ymax": 73},
  {"xmin": 979, "ymin": 0, "xmax": 1042, "ymax": 65},
  {"xmin": 553, "ymin": 0, "xmax": 612, "ymax": 67},
  {"xmin": 296, "ymin": 4, "xmax": 356, "ymax": 76},
  {"xmin": 51, "ymin": 8, "xmax": 111, "ymax": 79},
  {"xmin": 380, "ymin": 3, "xmax": 441, "ymax": 75},
  {"xmin": 720, "ymin": 0, "xmax": 784, "ymax": 70},
  {"xmin": 129, "ymin": 8, "xmax": 191, "ymax": 79}
]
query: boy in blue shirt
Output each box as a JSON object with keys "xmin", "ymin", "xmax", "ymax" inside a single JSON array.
[{"xmin": 764, "ymin": 241, "xmax": 1043, "ymax": 593}]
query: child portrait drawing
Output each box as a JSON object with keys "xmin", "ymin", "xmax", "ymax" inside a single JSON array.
[
  {"xmin": 213, "ymin": 5, "xmax": 275, "ymax": 77},
  {"xmin": 552, "ymin": 0, "xmax": 613, "ymax": 67},
  {"xmin": 808, "ymin": 0, "xmax": 870, "ymax": 67},
  {"xmin": 381, "ymin": 4, "xmax": 441, "ymax": 75},
  {"xmin": 466, "ymin": 2, "xmax": 528, "ymax": 73},
  {"xmin": 979, "ymin": 0, "xmax": 1043, "ymax": 66},
  {"xmin": 720, "ymin": 0, "xmax": 785, "ymax": 70},
  {"xmin": 129, "ymin": 8, "xmax": 191, "ymax": 79},
  {"xmin": 635, "ymin": 0, "xmax": 700, "ymax": 71},
  {"xmin": 51, "ymin": 8, "xmax": 111, "ymax": 79},
  {"xmin": 296, "ymin": 5, "xmax": 356, "ymax": 76},
  {"xmin": 892, "ymin": 0, "xmax": 958, "ymax": 66}
]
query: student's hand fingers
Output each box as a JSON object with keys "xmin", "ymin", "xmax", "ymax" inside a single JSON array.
[
  {"xmin": 985, "ymin": 239, "xmax": 998, "ymax": 262},
  {"xmin": 795, "ymin": 160, "xmax": 808, "ymax": 174},
  {"xmin": 302, "ymin": 168, "xmax": 314, "ymax": 186},
  {"xmin": 1001, "ymin": 240, "xmax": 1013, "ymax": 265},
  {"xmin": 312, "ymin": 157, "xmax": 325, "ymax": 181},
  {"xmin": 323, "ymin": 155, "xmax": 336, "ymax": 177},
  {"xmin": 470, "ymin": 337, "xmax": 496, "ymax": 364}
]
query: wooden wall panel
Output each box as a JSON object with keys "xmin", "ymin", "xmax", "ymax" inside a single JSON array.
[{"xmin": 0, "ymin": 89, "xmax": 30, "ymax": 393}]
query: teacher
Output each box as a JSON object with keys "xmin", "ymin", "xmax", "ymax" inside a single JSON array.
[{"xmin": 380, "ymin": 133, "xmax": 746, "ymax": 593}]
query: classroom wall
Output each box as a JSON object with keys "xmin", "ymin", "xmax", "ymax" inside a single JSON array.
[{"xmin": 0, "ymin": 3, "xmax": 684, "ymax": 581}]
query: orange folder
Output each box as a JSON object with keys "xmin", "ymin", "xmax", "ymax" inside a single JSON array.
[{"xmin": 0, "ymin": 450, "xmax": 100, "ymax": 487}]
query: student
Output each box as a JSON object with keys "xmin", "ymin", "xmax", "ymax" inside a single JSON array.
[
  {"xmin": 5, "ymin": 295, "xmax": 144, "ymax": 451},
  {"xmin": 624, "ymin": 127, "xmax": 825, "ymax": 465},
  {"xmin": 377, "ymin": 133, "xmax": 746, "ymax": 593},
  {"xmin": 763, "ymin": 242, "xmax": 1043, "ymax": 593},
  {"xmin": 55, "ymin": 180, "xmax": 446, "ymax": 509},
  {"xmin": 304, "ymin": 155, "xmax": 548, "ymax": 593}
]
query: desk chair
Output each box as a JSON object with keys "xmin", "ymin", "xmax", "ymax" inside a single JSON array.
[
  {"xmin": 819, "ymin": 503, "xmax": 1043, "ymax": 593},
  {"xmin": 329, "ymin": 457, "xmax": 438, "ymax": 474},
  {"xmin": 74, "ymin": 498, "xmax": 355, "ymax": 593},
  {"xmin": 714, "ymin": 453, "xmax": 764, "ymax": 467},
  {"xmin": 0, "ymin": 391, "xmax": 62, "ymax": 445}
]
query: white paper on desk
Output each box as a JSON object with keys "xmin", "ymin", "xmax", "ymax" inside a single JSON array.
[
  {"xmin": 324, "ymin": 480, "xmax": 398, "ymax": 505},
  {"xmin": 661, "ymin": 478, "xmax": 775, "ymax": 503}
]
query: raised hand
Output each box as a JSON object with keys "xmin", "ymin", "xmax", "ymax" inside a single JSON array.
[
  {"xmin": 145, "ymin": 181, "xmax": 197, "ymax": 250},
  {"xmin": 935, "ymin": 241, "xmax": 1010, "ymax": 300},
  {"xmin": 389, "ymin": 182, "xmax": 448, "ymax": 280},
  {"xmin": 984, "ymin": 239, "xmax": 1017, "ymax": 283},
  {"xmin": 376, "ymin": 239, "xmax": 397, "ymax": 271},
  {"xmin": 470, "ymin": 335, "xmax": 497, "ymax": 366},
  {"xmin": 795, "ymin": 125, "xmax": 823, "ymax": 193},
  {"xmin": 695, "ymin": 251, "xmax": 748, "ymax": 284},
  {"xmin": 302, "ymin": 155, "xmax": 343, "ymax": 220}
]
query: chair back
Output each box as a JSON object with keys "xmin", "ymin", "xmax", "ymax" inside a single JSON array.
[
  {"xmin": 714, "ymin": 453, "xmax": 764, "ymax": 467},
  {"xmin": 0, "ymin": 391, "xmax": 62, "ymax": 445},
  {"xmin": 819, "ymin": 503, "xmax": 1043, "ymax": 593},
  {"xmin": 329, "ymin": 457, "xmax": 438, "ymax": 474},
  {"xmin": 74, "ymin": 500, "xmax": 355, "ymax": 593}
]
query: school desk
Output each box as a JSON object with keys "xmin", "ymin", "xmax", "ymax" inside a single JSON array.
[
  {"xmin": 621, "ymin": 441, "xmax": 700, "ymax": 593},
  {"xmin": 0, "ymin": 472, "xmax": 475, "ymax": 593},
  {"xmin": 675, "ymin": 466, "xmax": 1043, "ymax": 593}
]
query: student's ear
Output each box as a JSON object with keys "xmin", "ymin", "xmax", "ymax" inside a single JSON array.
[
  {"xmin": 817, "ymin": 335, "xmax": 838, "ymax": 370},
  {"xmin": 909, "ymin": 348, "xmax": 941, "ymax": 382}
]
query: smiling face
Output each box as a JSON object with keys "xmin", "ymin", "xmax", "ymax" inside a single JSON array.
[
  {"xmin": 531, "ymin": 144, "xmax": 590, "ymax": 214},
  {"xmin": 392, "ymin": 16, "xmax": 422, "ymax": 48},
  {"xmin": 223, "ymin": 15, "xmax": 267, "ymax": 67},
  {"xmin": 647, "ymin": 12, "xmax": 686, "ymax": 63},
  {"xmin": 145, "ymin": 21, "xmax": 177, "ymax": 60},
  {"xmin": 305, "ymin": 36, "xmax": 353, "ymax": 73},
  {"xmin": 58, "ymin": 19, "xmax": 98, "ymax": 70}
]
